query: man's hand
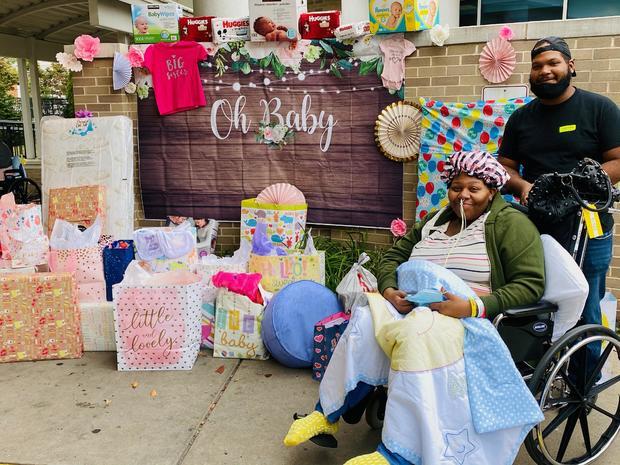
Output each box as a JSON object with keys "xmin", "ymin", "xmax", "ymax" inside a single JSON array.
[
  {"xmin": 429, "ymin": 290, "xmax": 471, "ymax": 318},
  {"xmin": 382, "ymin": 288, "xmax": 413, "ymax": 314},
  {"xmin": 519, "ymin": 182, "xmax": 533, "ymax": 205}
]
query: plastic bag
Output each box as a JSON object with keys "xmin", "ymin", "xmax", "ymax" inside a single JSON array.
[
  {"xmin": 50, "ymin": 216, "xmax": 103, "ymax": 249},
  {"xmin": 335, "ymin": 253, "xmax": 378, "ymax": 313}
]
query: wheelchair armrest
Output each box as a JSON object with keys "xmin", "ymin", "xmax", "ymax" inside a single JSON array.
[{"xmin": 503, "ymin": 300, "xmax": 558, "ymax": 318}]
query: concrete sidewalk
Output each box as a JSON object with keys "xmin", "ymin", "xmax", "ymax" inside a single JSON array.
[{"xmin": 0, "ymin": 352, "xmax": 617, "ymax": 465}]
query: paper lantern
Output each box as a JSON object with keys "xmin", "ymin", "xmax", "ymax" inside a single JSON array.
[
  {"xmin": 479, "ymin": 37, "xmax": 516, "ymax": 84},
  {"xmin": 374, "ymin": 101, "xmax": 423, "ymax": 162},
  {"xmin": 256, "ymin": 183, "xmax": 306, "ymax": 205}
]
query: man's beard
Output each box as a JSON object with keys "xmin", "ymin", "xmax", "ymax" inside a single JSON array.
[{"xmin": 529, "ymin": 72, "xmax": 571, "ymax": 100}]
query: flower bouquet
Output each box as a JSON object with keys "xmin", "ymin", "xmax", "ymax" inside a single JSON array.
[{"xmin": 255, "ymin": 122, "xmax": 295, "ymax": 150}]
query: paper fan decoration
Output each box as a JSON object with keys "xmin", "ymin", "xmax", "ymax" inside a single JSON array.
[
  {"xmin": 479, "ymin": 37, "xmax": 516, "ymax": 84},
  {"xmin": 374, "ymin": 101, "xmax": 423, "ymax": 162},
  {"xmin": 113, "ymin": 52, "xmax": 132, "ymax": 90},
  {"xmin": 256, "ymin": 183, "xmax": 306, "ymax": 205}
]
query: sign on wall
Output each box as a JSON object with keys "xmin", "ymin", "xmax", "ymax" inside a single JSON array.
[{"xmin": 137, "ymin": 60, "xmax": 403, "ymax": 228}]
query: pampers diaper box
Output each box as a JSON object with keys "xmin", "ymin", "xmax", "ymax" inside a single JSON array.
[
  {"xmin": 369, "ymin": 0, "xmax": 439, "ymax": 34},
  {"xmin": 249, "ymin": 0, "xmax": 307, "ymax": 42},
  {"xmin": 131, "ymin": 3, "xmax": 181, "ymax": 44}
]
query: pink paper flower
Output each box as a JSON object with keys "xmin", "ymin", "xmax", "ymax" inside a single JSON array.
[
  {"xmin": 126, "ymin": 46, "xmax": 144, "ymax": 67},
  {"xmin": 75, "ymin": 109, "xmax": 93, "ymax": 118},
  {"xmin": 73, "ymin": 35, "xmax": 101, "ymax": 61},
  {"xmin": 390, "ymin": 218, "xmax": 407, "ymax": 237},
  {"xmin": 499, "ymin": 26, "xmax": 514, "ymax": 41}
]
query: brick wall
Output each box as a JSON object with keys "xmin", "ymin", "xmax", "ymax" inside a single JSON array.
[
  {"xmin": 404, "ymin": 35, "xmax": 620, "ymax": 298},
  {"xmin": 69, "ymin": 35, "xmax": 620, "ymax": 299}
]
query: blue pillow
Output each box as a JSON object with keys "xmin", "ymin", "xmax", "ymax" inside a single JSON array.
[
  {"xmin": 261, "ymin": 281, "xmax": 342, "ymax": 368},
  {"xmin": 397, "ymin": 259, "xmax": 475, "ymax": 302}
]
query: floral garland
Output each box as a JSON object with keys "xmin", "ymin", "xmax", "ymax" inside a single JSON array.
[{"xmin": 256, "ymin": 121, "xmax": 295, "ymax": 150}]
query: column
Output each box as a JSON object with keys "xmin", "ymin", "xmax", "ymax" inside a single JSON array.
[{"xmin": 17, "ymin": 58, "xmax": 35, "ymax": 160}]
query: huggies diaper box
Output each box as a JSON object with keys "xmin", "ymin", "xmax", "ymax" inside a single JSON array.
[
  {"xmin": 131, "ymin": 4, "xmax": 181, "ymax": 44},
  {"xmin": 211, "ymin": 17, "xmax": 251, "ymax": 43},
  {"xmin": 299, "ymin": 10, "xmax": 340, "ymax": 40},
  {"xmin": 249, "ymin": 0, "xmax": 307, "ymax": 42},
  {"xmin": 369, "ymin": 0, "xmax": 439, "ymax": 34},
  {"xmin": 179, "ymin": 16, "xmax": 216, "ymax": 42}
]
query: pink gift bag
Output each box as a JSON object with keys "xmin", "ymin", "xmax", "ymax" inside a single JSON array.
[
  {"xmin": 49, "ymin": 247, "xmax": 106, "ymax": 303},
  {"xmin": 112, "ymin": 263, "xmax": 203, "ymax": 371}
]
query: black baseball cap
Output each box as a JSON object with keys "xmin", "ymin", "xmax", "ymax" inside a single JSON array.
[{"xmin": 531, "ymin": 36, "xmax": 577, "ymax": 77}]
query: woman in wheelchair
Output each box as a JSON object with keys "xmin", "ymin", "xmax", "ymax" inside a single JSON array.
[{"xmin": 284, "ymin": 151, "xmax": 550, "ymax": 465}]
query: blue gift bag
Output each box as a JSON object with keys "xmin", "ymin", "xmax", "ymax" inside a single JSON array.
[
  {"xmin": 312, "ymin": 312, "xmax": 350, "ymax": 381},
  {"xmin": 103, "ymin": 240, "xmax": 135, "ymax": 301}
]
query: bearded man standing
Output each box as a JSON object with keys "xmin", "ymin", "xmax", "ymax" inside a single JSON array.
[{"xmin": 498, "ymin": 36, "xmax": 620, "ymax": 377}]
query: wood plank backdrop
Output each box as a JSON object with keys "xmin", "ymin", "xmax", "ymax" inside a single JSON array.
[{"xmin": 137, "ymin": 61, "xmax": 403, "ymax": 227}]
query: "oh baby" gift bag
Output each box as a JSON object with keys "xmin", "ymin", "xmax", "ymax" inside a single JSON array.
[
  {"xmin": 213, "ymin": 290, "xmax": 269, "ymax": 360},
  {"xmin": 248, "ymin": 251, "xmax": 325, "ymax": 292},
  {"xmin": 112, "ymin": 262, "xmax": 202, "ymax": 371}
]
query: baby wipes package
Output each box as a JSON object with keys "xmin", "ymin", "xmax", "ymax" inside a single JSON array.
[
  {"xmin": 211, "ymin": 17, "xmax": 251, "ymax": 43},
  {"xmin": 368, "ymin": 0, "xmax": 439, "ymax": 34},
  {"xmin": 131, "ymin": 3, "xmax": 181, "ymax": 44}
]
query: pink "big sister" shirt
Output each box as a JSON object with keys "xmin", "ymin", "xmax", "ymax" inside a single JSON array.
[{"xmin": 144, "ymin": 41, "xmax": 207, "ymax": 116}]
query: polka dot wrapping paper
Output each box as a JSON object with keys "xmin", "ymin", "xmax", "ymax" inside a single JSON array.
[{"xmin": 415, "ymin": 97, "xmax": 532, "ymax": 221}]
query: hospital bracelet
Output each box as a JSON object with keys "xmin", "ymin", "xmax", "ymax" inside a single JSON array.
[
  {"xmin": 469, "ymin": 297, "xmax": 487, "ymax": 318},
  {"xmin": 469, "ymin": 298, "xmax": 477, "ymax": 317}
]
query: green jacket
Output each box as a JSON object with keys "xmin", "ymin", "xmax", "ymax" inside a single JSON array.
[{"xmin": 377, "ymin": 195, "xmax": 545, "ymax": 320}]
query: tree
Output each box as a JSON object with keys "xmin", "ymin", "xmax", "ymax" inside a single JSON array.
[
  {"xmin": 0, "ymin": 57, "xmax": 20, "ymax": 120},
  {"xmin": 39, "ymin": 62, "xmax": 70, "ymax": 98}
]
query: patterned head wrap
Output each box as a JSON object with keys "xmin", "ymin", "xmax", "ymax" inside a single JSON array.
[{"xmin": 440, "ymin": 151, "xmax": 510, "ymax": 189}]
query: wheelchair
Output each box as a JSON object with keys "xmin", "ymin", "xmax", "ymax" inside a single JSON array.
[
  {"xmin": 358, "ymin": 171, "xmax": 620, "ymax": 465},
  {"xmin": 0, "ymin": 141, "xmax": 42, "ymax": 204}
]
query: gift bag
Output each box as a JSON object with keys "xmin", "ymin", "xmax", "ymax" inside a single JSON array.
[
  {"xmin": 240, "ymin": 199, "xmax": 307, "ymax": 249},
  {"xmin": 213, "ymin": 290, "xmax": 269, "ymax": 360},
  {"xmin": 134, "ymin": 224, "xmax": 197, "ymax": 273},
  {"xmin": 201, "ymin": 285, "xmax": 219, "ymax": 349},
  {"xmin": 103, "ymin": 240, "xmax": 135, "ymax": 301},
  {"xmin": 49, "ymin": 247, "xmax": 106, "ymax": 303},
  {"xmin": 335, "ymin": 253, "xmax": 378, "ymax": 313},
  {"xmin": 312, "ymin": 312, "xmax": 350, "ymax": 381},
  {"xmin": 248, "ymin": 251, "xmax": 325, "ymax": 292},
  {"xmin": 47, "ymin": 185, "xmax": 106, "ymax": 235},
  {"xmin": 113, "ymin": 262, "xmax": 203, "ymax": 371},
  {"xmin": 0, "ymin": 193, "xmax": 49, "ymax": 267}
]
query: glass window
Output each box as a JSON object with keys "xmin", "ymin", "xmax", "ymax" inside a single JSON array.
[
  {"xmin": 480, "ymin": 0, "xmax": 563, "ymax": 25},
  {"xmin": 459, "ymin": 0, "xmax": 478, "ymax": 26},
  {"xmin": 568, "ymin": 0, "xmax": 620, "ymax": 19}
]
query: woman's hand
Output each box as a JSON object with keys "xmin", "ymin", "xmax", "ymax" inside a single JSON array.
[
  {"xmin": 382, "ymin": 288, "xmax": 413, "ymax": 314},
  {"xmin": 429, "ymin": 290, "xmax": 471, "ymax": 318}
]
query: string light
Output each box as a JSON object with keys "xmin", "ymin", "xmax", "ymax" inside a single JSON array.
[{"xmin": 200, "ymin": 76, "xmax": 384, "ymax": 94}]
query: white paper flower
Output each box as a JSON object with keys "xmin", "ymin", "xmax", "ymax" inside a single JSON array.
[
  {"xmin": 124, "ymin": 82, "xmax": 137, "ymax": 94},
  {"xmin": 352, "ymin": 35, "xmax": 381, "ymax": 62},
  {"xmin": 231, "ymin": 51, "xmax": 240, "ymax": 62},
  {"xmin": 430, "ymin": 24, "xmax": 450, "ymax": 47},
  {"xmin": 270, "ymin": 124, "xmax": 287, "ymax": 143},
  {"xmin": 56, "ymin": 52, "xmax": 82, "ymax": 72}
]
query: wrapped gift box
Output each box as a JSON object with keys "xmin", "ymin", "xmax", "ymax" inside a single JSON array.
[
  {"xmin": 0, "ymin": 273, "xmax": 82, "ymax": 363},
  {"xmin": 81, "ymin": 301, "xmax": 116, "ymax": 351},
  {"xmin": 47, "ymin": 185, "xmax": 106, "ymax": 236}
]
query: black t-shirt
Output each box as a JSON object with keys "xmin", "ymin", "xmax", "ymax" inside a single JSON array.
[{"xmin": 499, "ymin": 88, "xmax": 620, "ymax": 237}]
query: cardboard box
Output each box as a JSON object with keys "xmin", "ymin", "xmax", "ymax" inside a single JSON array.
[
  {"xmin": 369, "ymin": 0, "xmax": 439, "ymax": 34},
  {"xmin": 299, "ymin": 10, "xmax": 340, "ymax": 40},
  {"xmin": 179, "ymin": 16, "xmax": 216, "ymax": 42},
  {"xmin": 131, "ymin": 3, "xmax": 181, "ymax": 44},
  {"xmin": 211, "ymin": 17, "xmax": 251, "ymax": 43},
  {"xmin": 249, "ymin": 0, "xmax": 307, "ymax": 42},
  {"xmin": 0, "ymin": 273, "xmax": 82, "ymax": 363}
]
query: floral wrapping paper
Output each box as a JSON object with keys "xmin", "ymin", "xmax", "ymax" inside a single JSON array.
[
  {"xmin": 47, "ymin": 185, "xmax": 106, "ymax": 236},
  {"xmin": 416, "ymin": 97, "xmax": 532, "ymax": 221},
  {"xmin": 0, "ymin": 273, "xmax": 82, "ymax": 363}
]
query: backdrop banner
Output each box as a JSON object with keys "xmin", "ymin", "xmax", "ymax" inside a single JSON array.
[{"xmin": 137, "ymin": 61, "xmax": 402, "ymax": 227}]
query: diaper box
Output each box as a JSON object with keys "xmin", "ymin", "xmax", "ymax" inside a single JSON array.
[
  {"xmin": 369, "ymin": 0, "xmax": 439, "ymax": 34},
  {"xmin": 211, "ymin": 17, "xmax": 251, "ymax": 43},
  {"xmin": 131, "ymin": 3, "xmax": 181, "ymax": 44},
  {"xmin": 179, "ymin": 16, "xmax": 216, "ymax": 42},
  {"xmin": 299, "ymin": 10, "xmax": 340, "ymax": 40},
  {"xmin": 249, "ymin": 0, "xmax": 307, "ymax": 42}
]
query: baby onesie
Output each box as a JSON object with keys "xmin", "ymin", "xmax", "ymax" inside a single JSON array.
[{"xmin": 379, "ymin": 36, "xmax": 416, "ymax": 91}]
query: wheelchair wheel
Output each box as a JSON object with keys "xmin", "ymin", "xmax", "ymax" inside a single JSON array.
[
  {"xmin": 524, "ymin": 324, "xmax": 620, "ymax": 465},
  {"xmin": 365, "ymin": 386, "xmax": 387, "ymax": 430},
  {"xmin": 7, "ymin": 177, "xmax": 42, "ymax": 204}
]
